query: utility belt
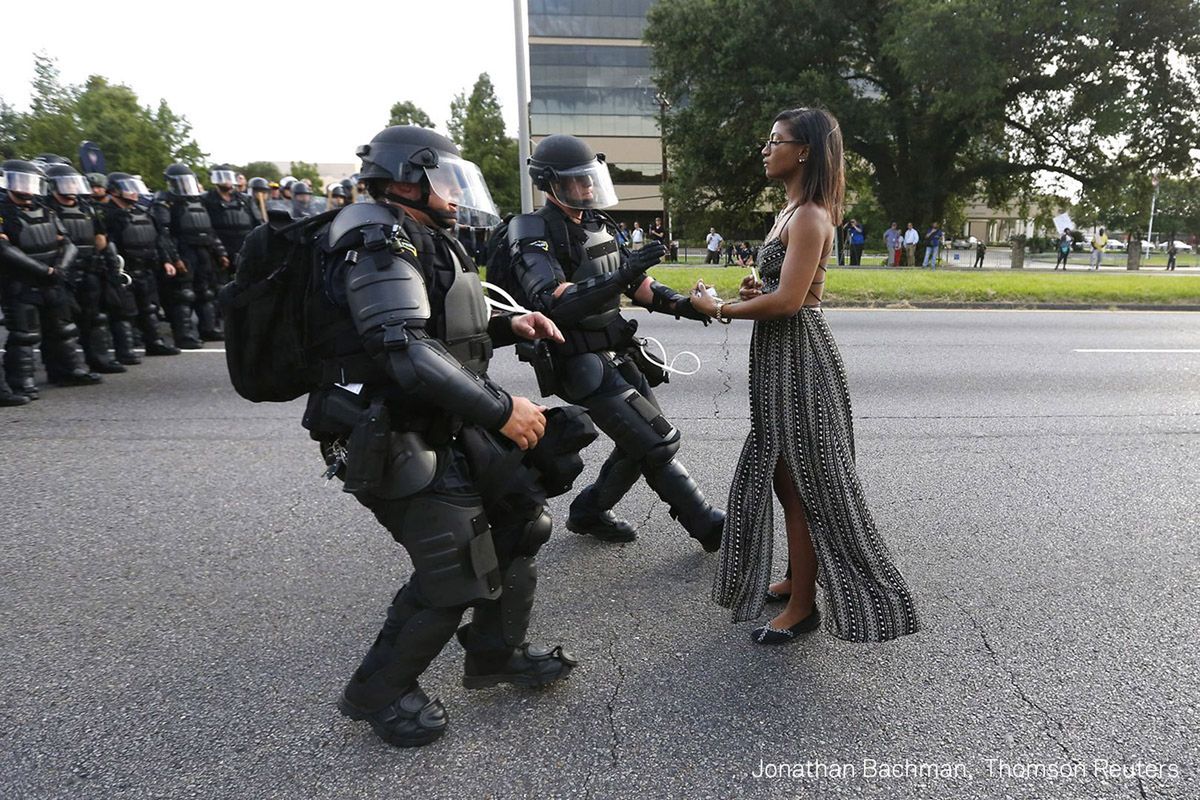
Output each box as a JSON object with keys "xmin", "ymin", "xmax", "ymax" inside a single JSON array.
[{"xmin": 550, "ymin": 316, "xmax": 637, "ymax": 358}]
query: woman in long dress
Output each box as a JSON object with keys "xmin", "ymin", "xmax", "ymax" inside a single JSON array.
[{"xmin": 689, "ymin": 107, "xmax": 919, "ymax": 645}]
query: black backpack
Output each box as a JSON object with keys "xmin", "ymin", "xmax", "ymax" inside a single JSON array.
[
  {"xmin": 483, "ymin": 214, "xmax": 520, "ymax": 306},
  {"xmin": 218, "ymin": 208, "xmax": 340, "ymax": 402}
]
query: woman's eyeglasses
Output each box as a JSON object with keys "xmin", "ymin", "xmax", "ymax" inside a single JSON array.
[{"xmin": 760, "ymin": 139, "xmax": 803, "ymax": 150}]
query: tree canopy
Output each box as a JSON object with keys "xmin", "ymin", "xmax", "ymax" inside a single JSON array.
[
  {"xmin": 1, "ymin": 53, "xmax": 206, "ymax": 188},
  {"xmin": 388, "ymin": 100, "xmax": 435, "ymax": 129},
  {"xmin": 645, "ymin": 0, "xmax": 1200, "ymax": 229},
  {"xmin": 449, "ymin": 74, "xmax": 520, "ymax": 216}
]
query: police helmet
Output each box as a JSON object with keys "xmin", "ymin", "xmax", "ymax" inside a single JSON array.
[
  {"xmin": 355, "ymin": 125, "xmax": 499, "ymax": 227},
  {"xmin": 45, "ymin": 163, "xmax": 90, "ymax": 197},
  {"xmin": 528, "ymin": 134, "xmax": 618, "ymax": 210},
  {"xmin": 248, "ymin": 177, "xmax": 270, "ymax": 192},
  {"xmin": 107, "ymin": 171, "xmax": 152, "ymax": 201},
  {"xmin": 164, "ymin": 163, "xmax": 202, "ymax": 197},
  {"xmin": 2, "ymin": 159, "xmax": 48, "ymax": 197},
  {"xmin": 210, "ymin": 165, "xmax": 238, "ymax": 188}
]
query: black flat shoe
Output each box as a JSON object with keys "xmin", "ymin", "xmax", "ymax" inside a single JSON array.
[
  {"xmin": 751, "ymin": 607, "xmax": 821, "ymax": 645},
  {"xmin": 566, "ymin": 510, "xmax": 637, "ymax": 542},
  {"xmin": 764, "ymin": 588, "xmax": 791, "ymax": 604}
]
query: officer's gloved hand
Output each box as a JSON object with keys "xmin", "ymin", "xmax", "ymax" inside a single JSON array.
[{"xmin": 617, "ymin": 241, "xmax": 666, "ymax": 285}]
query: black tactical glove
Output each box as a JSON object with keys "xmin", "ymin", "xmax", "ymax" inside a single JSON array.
[
  {"xmin": 672, "ymin": 296, "xmax": 712, "ymax": 326},
  {"xmin": 617, "ymin": 241, "xmax": 666, "ymax": 285}
]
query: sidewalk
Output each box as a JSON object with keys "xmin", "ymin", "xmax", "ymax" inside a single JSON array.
[{"xmin": 845, "ymin": 248, "xmax": 1200, "ymax": 275}]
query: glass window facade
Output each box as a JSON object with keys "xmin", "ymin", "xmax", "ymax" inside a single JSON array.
[
  {"xmin": 530, "ymin": 44, "xmax": 659, "ymax": 137},
  {"xmin": 529, "ymin": 0, "xmax": 655, "ymax": 39}
]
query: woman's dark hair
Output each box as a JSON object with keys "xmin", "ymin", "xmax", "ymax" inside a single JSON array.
[{"xmin": 773, "ymin": 107, "xmax": 845, "ymax": 225}]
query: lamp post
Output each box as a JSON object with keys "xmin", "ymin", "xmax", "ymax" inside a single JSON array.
[
  {"xmin": 1145, "ymin": 173, "xmax": 1160, "ymax": 264},
  {"xmin": 513, "ymin": 0, "xmax": 533, "ymax": 213},
  {"xmin": 655, "ymin": 91, "xmax": 671, "ymax": 242}
]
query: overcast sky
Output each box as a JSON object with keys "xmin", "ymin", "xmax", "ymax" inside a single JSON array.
[{"xmin": 0, "ymin": 0, "xmax": 522, "ymax": 166}]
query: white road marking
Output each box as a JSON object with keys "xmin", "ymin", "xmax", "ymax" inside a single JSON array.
[{"xmin": 1074, "ymin": 349, "xmax": 1200, "ymax": 353}]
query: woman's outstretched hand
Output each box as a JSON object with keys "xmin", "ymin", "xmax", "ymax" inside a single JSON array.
[{"xmin": 690, "ymin": 280, "xmax": 718, "ymax": 317}]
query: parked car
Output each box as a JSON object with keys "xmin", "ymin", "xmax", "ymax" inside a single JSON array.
[
  {"xmin": 1104, "ymin": 239, "xmax": 1127, "ymax": 252},
  {"xmin": 1156, "ymin": 240, "xmax": 1192, "ymax": 252},
  {"xmin": 950, "ymin": 236, "xmax": 979, "ymax": 249}
]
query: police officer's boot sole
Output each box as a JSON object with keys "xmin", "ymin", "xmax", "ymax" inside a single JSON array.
[
  {"xmin": 462, "ymin": 643, "xmax": 579, "ymax": 690},
  {"xmin": 88, "ymin": 361, "xmax": 128, "ymax": 374},
  {"xmin": 48, "ymin": 372, "xmax": 103, "ymax": 386},
  {"xmin": 337, "ymin": 685, "xmax": 448, "ymax": 748},
  {"xmin": 0, "ymin": 394, "xmax": 30, "ymax": 407},
  {"xmin": 565, "ymin": 506, "xmax": 638, "ymax": 542}
]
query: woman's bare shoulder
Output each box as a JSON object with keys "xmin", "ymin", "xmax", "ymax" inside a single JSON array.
[{"xmin": 781, "ymin": 203, "xmax": 833, "ymax": 244}]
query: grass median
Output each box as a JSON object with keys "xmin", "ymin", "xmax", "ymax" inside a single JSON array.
[{"xmin": 639, "ymin": 266, "xmax": 1200, "ymax": 307}]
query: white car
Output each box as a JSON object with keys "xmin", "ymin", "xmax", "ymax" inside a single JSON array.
[
  {"xmin": 1104, "ymin": 239, "xmax": 1127, "ymax": 251},
  {"xmin": 1156, "ymin": 240, "xmax": 1192, "ymax": 252}
]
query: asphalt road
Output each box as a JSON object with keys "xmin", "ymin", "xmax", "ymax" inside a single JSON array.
[{"xmin": 2, "ymin": 309, "xmax": 1197, "ymax": 800}]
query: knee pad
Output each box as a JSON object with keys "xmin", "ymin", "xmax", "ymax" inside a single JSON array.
[
  {"xmin": 179, "ymin": 288, "xmax": 196, "ymax": 304},
  {"xmin": 387, "ymin": 495, "xmax": 502, "ymax": 608},
  {"xmin": 93, "ymin": 311, "xmax": 109, "ymax": 326},
  {"xmin": 643, "ymin": 435, "xmax": 681, "ymax": 467},
  {"xmin": 513, "ymin": 509, "xmax": 552, "ymax": 558},
  {"xmin": 558, "ymin": 353, "xmax": 606, "ymax": 401},
  {"xmin": 7, "ymin": 329, "xmax": 41, "ymax": 347},
  {"xmin": 51, "ymin": 320, "xmax": 80, "ymax": 341},
  {"xmin": 589, "ymin": 387, "xmax": 679, "ymax": 462}
]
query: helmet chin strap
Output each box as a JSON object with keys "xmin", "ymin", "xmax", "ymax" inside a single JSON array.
[{"xmin": 384, "ymin": 191, "xmax": 457, "ymax": 229}]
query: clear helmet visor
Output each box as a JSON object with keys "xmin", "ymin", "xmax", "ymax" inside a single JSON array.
[
  {"xmin": 423, "ymin": 156, "xmax": 500, "ymax": 228},
  {"xmin": 169, "ymin": 174, "xmax": 202, "ymax": 196},
  {"xmin": 114, "ymin": 177, "xmax": 151, "ymax": 198},
  {"xmin": 52, "ymin": 175, "xmax": 90, "ymax": 196},
  {"xmin": 5, "ymin": 171, "xmax": 47, "ymax": 196},
  {"xmin": 547, "ymin": 159, "xmax": 618, "ymax": 210},
  {"xmin": 210, "ymin": 170, "xmax": 238, "ymax": 187}
]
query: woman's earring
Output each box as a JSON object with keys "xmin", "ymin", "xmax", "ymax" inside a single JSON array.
[{"xmin": 798, "ymin": 157, "xmax": 807, "ymax": 164}]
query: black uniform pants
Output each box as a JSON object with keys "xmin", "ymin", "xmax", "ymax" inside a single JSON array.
[
  {"xmin": 345, "ymin": 442, "xmax": 547, "ymax": 710},
  {"xmin": 1, "ymin": 280, "xmax": 86, "ymax": 391}
]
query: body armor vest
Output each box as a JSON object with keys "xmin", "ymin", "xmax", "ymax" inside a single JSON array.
[
  {"xmin": 7, "ymin": 203, "xmax": 61, "ymax": 265},
  {"xmin": 205, "ymin": 192, "xmax": 255, "ymax": 237},
  {"xmin": 400, "ymin": 217, "xmax": 493, "ymax": 376},
  {"xmin": 111, "ymin": 205, "xmax": 160, "ymax": 262},
  {"xmin": 51, "ymin": 200, "xmax": 97, "ymax": 258},
  {"xmin": 566, "ymin": 218, "xmax": 623, "ymax": 331},
  {"xmin": 168, "ymin": 196, "xmax": 217, "ymax": 245}
]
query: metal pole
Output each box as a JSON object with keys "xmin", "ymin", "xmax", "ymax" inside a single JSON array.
[
  {"xmin": 1146, "ymin": 174, "xmax": 1159, "ymax": 261},
  {"xmin": 514, "ymin": 0, "xmax": 533, "ymax": 213}
]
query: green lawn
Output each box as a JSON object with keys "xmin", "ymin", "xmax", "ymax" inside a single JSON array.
[{"xmin": 641, "ymin": 266, "xmax": 1200, "ymax": 306}]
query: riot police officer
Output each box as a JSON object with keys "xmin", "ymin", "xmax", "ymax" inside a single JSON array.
[
  {"xmin": 45, "ymin": 163, "xmax": 127, "ymax": 374},
  {"xmin": 202, "ymin": 165, "xmax": 258, "ymax": 269},
  {"xmin": 0, "ymin": 159, "xmax": 101, "ymax": 396},
  {"xmin": 289, "ymin": 181, "xmax": 316, "ymax": 218},
  {"xmin": 104, "ymin": 172, "xmax": 181, "ymax": 358},
  {"xmin": 151, "ymin": 163, "xmax": 228, "ymax": 344},
  {"xmin": 247, "ymin": 177, "xmax": 271, "ymax": 224},
  {"xmin": 328, "ymin": 183, "xmax": 349, "ymax": 209},
  {"xmin": 301, "ymin": 126, "xmax": 588, "ymax": 747},
  {"xmin": 507, "ymin": 134, "xmax": 724, "ymax": 550}
]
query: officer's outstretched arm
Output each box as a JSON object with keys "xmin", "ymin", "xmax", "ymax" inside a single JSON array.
[
  {"xmin": 634, "ymin": 278, "xmax": 712, "ymax": 324},
  {"xmin": 0, "ymin": 238, "xmax": 53, "ymax": 282},
  {"xmin": 345, "ymin": 243, "xmax": 512, "ymax": 430},
  {"xmin": 508, "ymin": 214, "xmax": 661, "ymax": 326}
]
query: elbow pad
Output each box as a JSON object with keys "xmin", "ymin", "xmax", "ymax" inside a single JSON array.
[
  {"xmin": 508, "ymin": 214, "xmax": 565, "ymax": 313},
  {"xmin": 383, "ymin": 333, "xmax": 511, "ymax": 430},
  {"xmin": 0, "ymin": 239, "xmax": 53, "ymax": 282},
  {"xmin": 56, "ymin": 239, "xmax": 79, "ymax": 273},
  {"xmin": 546, "ymin": 271, "xmax": 625, "ymax": 326}
]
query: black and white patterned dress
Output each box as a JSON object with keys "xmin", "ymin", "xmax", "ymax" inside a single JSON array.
[{"xmin": 711, "ymin": 236, "xmax": 920, "ymax": 641}]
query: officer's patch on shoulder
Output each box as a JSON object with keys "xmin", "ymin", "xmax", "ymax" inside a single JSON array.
[{"xmin": 530, "ymin": 239, "xmax": 550, "ymax": 251}]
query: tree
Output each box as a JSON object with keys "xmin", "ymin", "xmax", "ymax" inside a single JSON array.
[
  {"xmin": 645, "ymin": 0, "xmax": 1200, "ymax": 229},
  {"xmin": 21, "ymin": 53, "xmax": 81, "ymax": 159},
  {"xmin": 240, "ymin": 161, "xmax": 282, "ymax": 181},
  {"xmin": 389, "ymin": 100, "xmax": 434, "ymax": 128},
  {"xmin": 75, "ymin": 76, "xmax": 173, "ymax": 183},
  {"xmin": 447, "ymin": 73, "xmax": 520, "ymax": 215},
  {"xmin": 290, "ymin": 160, "xmax": 323, "ymax": 193}
]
